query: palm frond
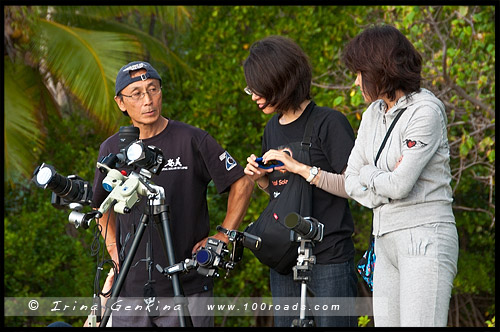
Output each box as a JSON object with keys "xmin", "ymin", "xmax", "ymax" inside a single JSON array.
[
  {"xmin": 50, "ymin": 7, "xmax": 194, "ymax": 80},
  {"xmin": 55, "ymin": 6, "xmax": 192, "ymax": 31},
  {"xmin": 31, "ymin": 19, "xmax": 144, "ymax": 130},
  {"xmin": 4, "ymin": 58, "xmax": 45, "ymax": 182}
]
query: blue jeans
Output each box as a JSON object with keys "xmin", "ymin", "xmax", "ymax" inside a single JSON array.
[{"xmin": 270, "ymin": 259, "xmax": 358, "ymax": 327}]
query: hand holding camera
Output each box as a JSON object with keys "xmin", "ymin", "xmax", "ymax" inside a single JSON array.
[{"xmin": 255, "ymin": 157, "xmax": 284, "ymax": 169}]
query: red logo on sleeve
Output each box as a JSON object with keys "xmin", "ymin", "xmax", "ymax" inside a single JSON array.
[{"xmin": 404, "ymin": 139, "xmax": 427, "ymax": 148}]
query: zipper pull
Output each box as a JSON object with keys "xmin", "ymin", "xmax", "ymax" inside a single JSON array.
[{"xmin": 383, "ymin": 115, "xmax": 386, "ymax": 125}]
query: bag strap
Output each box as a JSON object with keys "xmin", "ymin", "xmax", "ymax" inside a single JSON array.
[
  {"xmin": 369, "ymin": 107, "xmax": 407, "ymax": 239},
  {"xmin": 299, "ymin": 103, "xmax": 316, "ymax": 216},
  {"xmin": 301, "ymin": 103, "xmax": 317, "ymax": 153},
  {"xmin": 374, "ymin": 107, "xmax": 407, "ymax": 167}
]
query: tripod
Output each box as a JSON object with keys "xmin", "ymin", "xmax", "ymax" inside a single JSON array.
[
  {"xmin": 99, "ymin": 177, "xmax": 193, "ymax": 328},
  {"xmin": 291, "ymin": 238, "xmax": 316, "ymax": 327}
]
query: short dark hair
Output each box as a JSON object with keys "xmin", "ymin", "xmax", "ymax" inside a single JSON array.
[
  {"xmin": 117, "ymin": 94, "xmax": 129, "ymax": 117},
  {"xmin": 243, "ymin": 35, "xmax": 312, "ymax": 114},
  {"xmin": 342, "ymin": 25, "xmax": 422, "ymax": 102}
]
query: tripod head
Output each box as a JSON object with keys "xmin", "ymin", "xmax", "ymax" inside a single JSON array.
[
  {"xmin": 67, "ymin": 161, "xmax": 166, "ymax": 229},
  {"xmin": 156, "ymin": 226, "xmax": 262, "ymax": 279},
  {"xmin": 284, "ymin": 212, "xmax": 325, "ymax": 327},
  {"xmin": 284, "ymin": 212, "xmax": 324, "ymax": 281}
]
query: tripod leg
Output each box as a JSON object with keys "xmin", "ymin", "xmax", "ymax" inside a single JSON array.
[
  {"xmin": 100, "ymin": 213, "xmax": 149, "ymax": 327},
  {"xmin": 300, "ymin": 282, "xmax": 307, "ymax": 320},
  {"xmin": 306, "ymin": 285, "xmax": 316, "ymax": 298},
  {"xmin": 157, "ymin": 206, "xmax": 194, "ymax": 327}
]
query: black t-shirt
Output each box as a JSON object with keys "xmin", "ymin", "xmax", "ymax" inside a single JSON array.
[
  {"xmin": 92, "ymin": 120, "xmax": 245, "ymax": 297},
  {"xmin": 262, "ymin": 101, "xmax": 355, "ymax": 263}
]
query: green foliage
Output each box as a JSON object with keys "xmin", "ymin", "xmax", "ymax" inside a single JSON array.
[
  {"xmin": 358, "ymin": 315, "xmax": 372, "ymax": 327},
  {"xmin": 4, "ymin": 5, "xmax": 495, "ymax": 327},
  {"xmin": 4, "ymin": 57, "xmax": 46, "ymax": 180},
  {"xmin": 4, "ymin": 107, "xmax": 105, "ymax": 327},
  {"xmin": 4, "ymin": 192, "xmax": 94, "ymax": 327},
  {"xmin": 454, "ymin": 250, "xmax": 495, "ymax": 295}
]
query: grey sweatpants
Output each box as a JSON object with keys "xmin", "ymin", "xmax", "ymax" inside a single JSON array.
[{"xmin": 372, "ymin": 222, "xmax": 458, "ymax": 327}]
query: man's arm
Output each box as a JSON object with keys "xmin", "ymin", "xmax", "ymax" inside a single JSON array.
[
  {"xmin": 192, "ymin": 175, "xmax": 254, "ymax": 253},
  {"xmin": 83, "ymin": 269, "xmax": 115, "ymax": 327},
  {"xmin": 96, "ymin": 210, "xmax": 119, "ymax": 269}
]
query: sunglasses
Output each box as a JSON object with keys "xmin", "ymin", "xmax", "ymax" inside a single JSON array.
[{"xmin": 255, "ymin": 157, "xmax": 284, "ymax": 169}]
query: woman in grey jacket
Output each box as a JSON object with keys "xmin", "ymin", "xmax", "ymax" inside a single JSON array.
[{"xmin": 342, "ymin": 25, "xmax": 459, "ymax": 327}]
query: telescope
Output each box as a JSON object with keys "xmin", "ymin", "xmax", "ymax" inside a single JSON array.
[{"xmin": 285, "ymin": 212, "xmax": 324, "ymax": 242}]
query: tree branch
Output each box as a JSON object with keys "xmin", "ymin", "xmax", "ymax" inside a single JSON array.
[
  {"xmin": 311, "ymin": 81, "xmax": 352, "ymax": 90},
  {"xmin": 448, "ymin": 123, "xmax": 495, "ymax": 147},
  {"xmin": 425, "ymin": 6, "xmax": 494, "ymax": 116},
  {"xmin": 452, "ymin": 205, "xmax": 495, "ymax": 226}
]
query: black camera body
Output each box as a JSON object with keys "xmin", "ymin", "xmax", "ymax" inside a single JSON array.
[
  {"xmin": 97, "ymin": 126, "xmax": 166, "ymax": 177},
  {"xmin": 194, "ymin": 238, "xmax": 232, "ymax": 277},
  {"xmin": 192, "ymin": 227, "xmax": 262, "ymax": 278}
]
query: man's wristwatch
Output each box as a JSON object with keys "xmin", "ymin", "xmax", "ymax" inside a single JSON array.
[{"xmin": 306, "ymin": 166, "xmax": 319, "ymax": 183}]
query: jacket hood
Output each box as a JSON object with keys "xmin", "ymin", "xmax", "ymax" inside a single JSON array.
[{"xmin": 386, "ymin": 88, "xmax": 446, "ymax": 119}]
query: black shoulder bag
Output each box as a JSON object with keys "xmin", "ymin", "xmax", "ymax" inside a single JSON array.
[
  {"xmin": 245, "ymin": 108, "xmax": 316, "ymax": 275},
  {"xmin": 357, "ymin": 107, "xmax": 406, "ymax": 291}
]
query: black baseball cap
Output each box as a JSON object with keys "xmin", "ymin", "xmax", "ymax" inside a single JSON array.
[{"xmin": 115, "ymin": 61, "xmax": 162, "ymax": 96}]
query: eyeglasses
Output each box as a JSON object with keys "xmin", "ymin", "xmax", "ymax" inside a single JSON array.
[
  {"xmin": 121, "ymin": 86, "xmax": 162, "ymax": 101},
  {"xmin": 244, "ymin": 87, "xmax": 254, "ymax": 95}
]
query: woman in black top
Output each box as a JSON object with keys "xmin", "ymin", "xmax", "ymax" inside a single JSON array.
[{"xmin": 243, "ymin": 35, "xmax": 358, "ymax": 327}]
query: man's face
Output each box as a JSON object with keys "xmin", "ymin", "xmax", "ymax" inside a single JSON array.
[{"xmin": 114, "ymin": 69, "xmax": 162, "ymax": 127}]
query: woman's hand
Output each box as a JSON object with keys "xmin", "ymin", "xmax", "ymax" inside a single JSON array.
[
  {"xmin": 261, "ymin": 149, "xmax": 308, "ymax": 176},
  {"xmin": 244, "ymin": 153, "xmax": 273, "ymax": 181},
  {"xmin": 394, "ymin": 155, "xmax": 403, "ymax": 170}
]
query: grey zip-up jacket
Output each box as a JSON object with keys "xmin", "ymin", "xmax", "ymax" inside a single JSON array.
[{"xmin": 345, "ymin": 88, "xmax": 455, "ymax": 236}]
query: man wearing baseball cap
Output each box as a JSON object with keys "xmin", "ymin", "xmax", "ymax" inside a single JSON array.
[{"xmin": 91, "ymin": 61, "xmax": 254, "ymax": 327}]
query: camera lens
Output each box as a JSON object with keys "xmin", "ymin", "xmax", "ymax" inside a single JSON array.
[
  {"xmin": 195, "ymin": 249, "xmax": 214, "ymax": 267},
  {"xmin": 35, "ymin": 166, "xmax": 53, "ymax": 186},
  {"xmin": 119, "ymin": 126, "xmax": 140, "ymax": 151},
  {"xmin": 126, "ymin": 142, "xmax": 144, "ymax": 162},
  {"xmin": 285, "ymin": 212, "xmax": 313, "ymax": 237},
  {"xmin": 284, "ymin": 212, "xmax": 324, "ymax": 242},
  {"xmin": 32, "ymin": 163, "xmax": 92, "ymax": 205},
  {"xmin": 33, "ymin": 164, "xmax": 79, "ymax": 199}
]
